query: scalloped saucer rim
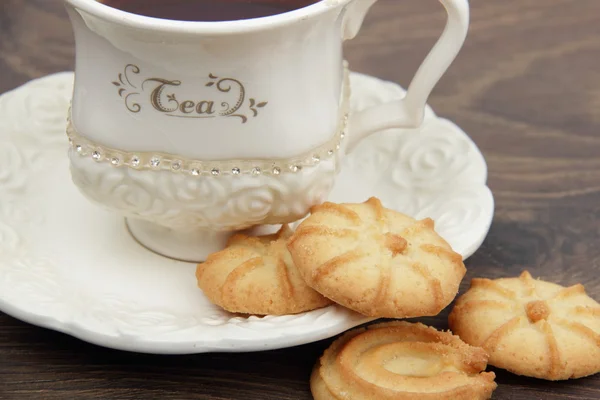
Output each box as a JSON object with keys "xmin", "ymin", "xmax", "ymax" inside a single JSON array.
[{"xmin": 0, "ymin": 72, "xmax": 493, "ymax": 354}]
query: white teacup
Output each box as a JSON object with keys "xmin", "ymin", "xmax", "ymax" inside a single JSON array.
[{"xmin": 65, "ymin": 0, "xmax": 469, "ymax": 261}]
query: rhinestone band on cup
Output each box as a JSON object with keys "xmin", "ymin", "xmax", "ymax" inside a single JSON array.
[{"xmin": 67, "ymin": 64, "xmax": 351, "ymax": 177}]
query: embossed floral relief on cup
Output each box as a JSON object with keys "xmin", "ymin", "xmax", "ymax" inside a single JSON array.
[{"xmin": 70, "ymin": 152, "xmax": 339, "ymax": 232}]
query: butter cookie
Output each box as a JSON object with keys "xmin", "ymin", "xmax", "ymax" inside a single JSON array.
[
  {"xmin": 311, "ymin": 321, "xmax": 497, "ymax": 400},
  {"xmin": 449, "ymin": 271, "xmax": 600, "ymax": 380},
  {"xmin": 196, "ymin": 226, "xmax": 331, "ymax": 315},
  {"xmin": 288, "ymin": 197, "xmax": 466, "ymax": 318}
]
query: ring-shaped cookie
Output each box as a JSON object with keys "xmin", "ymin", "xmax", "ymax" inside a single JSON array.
[{"xmin": 311, "ymin": 321, "xmax": 497, "ymax": 400}]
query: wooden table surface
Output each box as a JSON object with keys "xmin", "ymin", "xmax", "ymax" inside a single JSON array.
[{"xmin": 2, "ymin": 0, "xmax": 600, "ymax": 399}]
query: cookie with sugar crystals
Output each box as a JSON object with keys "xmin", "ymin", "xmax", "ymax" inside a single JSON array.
[
  {"xmin": 449, "ymin": 271, "xmax": 600, "ymax": 380},
  {"xmin": 196, "ymin": 225, "xmax": 331, "ymax": 316},
  {"xmin": 311, "ymin": 321, "xmax": 497, "ymax": 400},
  {"xmin": 287, "ymin": 197, "xmax": 466, "ymax": 318}
]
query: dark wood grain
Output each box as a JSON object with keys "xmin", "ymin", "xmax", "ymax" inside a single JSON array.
[{"xmin": 2, "ymin": 0, "xmax": 600, "ymax": 399}]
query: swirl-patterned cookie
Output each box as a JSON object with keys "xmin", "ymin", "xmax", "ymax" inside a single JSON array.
[
  {"xmin": 311, "ymin": 321, "xmax": 497, "ymax": 400},
  {"xmin": 449, "ymin": 271, "xmax": 600, "ymax": 380},
  {"xmin": 196, "ymin": 226, "xmax": 331, "ymax": 315},
  {"xmin": 287, "ymin": 197, "xmax": 466, "ymax": 318}
]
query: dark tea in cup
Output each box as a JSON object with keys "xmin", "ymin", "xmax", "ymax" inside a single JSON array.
[{"xmin": 97, "ymin": 0, "xmax": 321, "ymax": 22}]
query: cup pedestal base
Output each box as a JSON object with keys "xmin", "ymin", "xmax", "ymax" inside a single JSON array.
[{"xmin": 126, "ymin": 218, "xmax": 232, "ymax": 263}]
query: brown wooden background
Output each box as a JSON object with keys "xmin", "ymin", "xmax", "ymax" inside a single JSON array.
[{"xmin": 2, "ymin": 0, "xmax": 600, "ymax": 398}]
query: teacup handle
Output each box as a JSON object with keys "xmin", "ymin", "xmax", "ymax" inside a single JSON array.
[{"xmin": 346, "ymin": 0, "xmax": 470, "ymax": 153}]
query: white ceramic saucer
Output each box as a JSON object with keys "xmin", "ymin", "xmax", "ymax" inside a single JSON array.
[{"xmin": 0, "ymin": 72, "xmax": 493, "ymax": 354}]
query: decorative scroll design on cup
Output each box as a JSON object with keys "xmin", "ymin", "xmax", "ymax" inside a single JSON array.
[
  {"xmin": 249, "ymin": 98, "xmax": 268, "ymax": 118},
  {"xmin": 67, "ymin": 113, "xmax": 347, "ymax": 177},
  {"xmin": 111, "ymin": 65, "xmax": 268, "ymax": 123},
  {"xmin": 112, "ymin": 64, "xmax": 141, "ymax": 113},
  {"xmin": 85, "ymin": 63, "xmax": 350, "ymax": 176},
  {"xmin": 207, "ymin": 74, "xmax": 244, "ymax": 123}
]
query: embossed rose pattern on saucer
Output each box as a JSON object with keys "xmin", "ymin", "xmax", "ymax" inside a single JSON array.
[{"xmin": 0, "ymin": 72, "xmax": 493, "ymax": 354}]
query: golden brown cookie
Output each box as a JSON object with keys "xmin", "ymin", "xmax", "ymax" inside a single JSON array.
[
  {"xmin": 287, "ymin": 197, "xmax": 466, "ymax": 318},
  {"xmin": 196, "ymin": 226, "xmax": 331, "ymax": 315},
  {"xmin": 311, "ymin": 321, "xmax": 497, "ymax": 400},
  {"xmin": 449, "ymin": 271, "xmax": 600, "ymax": 380}
]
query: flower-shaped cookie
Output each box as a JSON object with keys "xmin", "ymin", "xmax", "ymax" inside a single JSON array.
[
  {"xmin": 288, "ymin": 197, "xmax": 466, "ymax": 318},
  {"xmin": 311, "ymin": 321, "xmax": 497, "ymax": 400},
  {"xmin": 196, "ymin": 226, "xmax": 331, "ymax": 315},
  {"xmin": 449, "ymin": 271, "xmax": 600, "ymax": 380}
]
